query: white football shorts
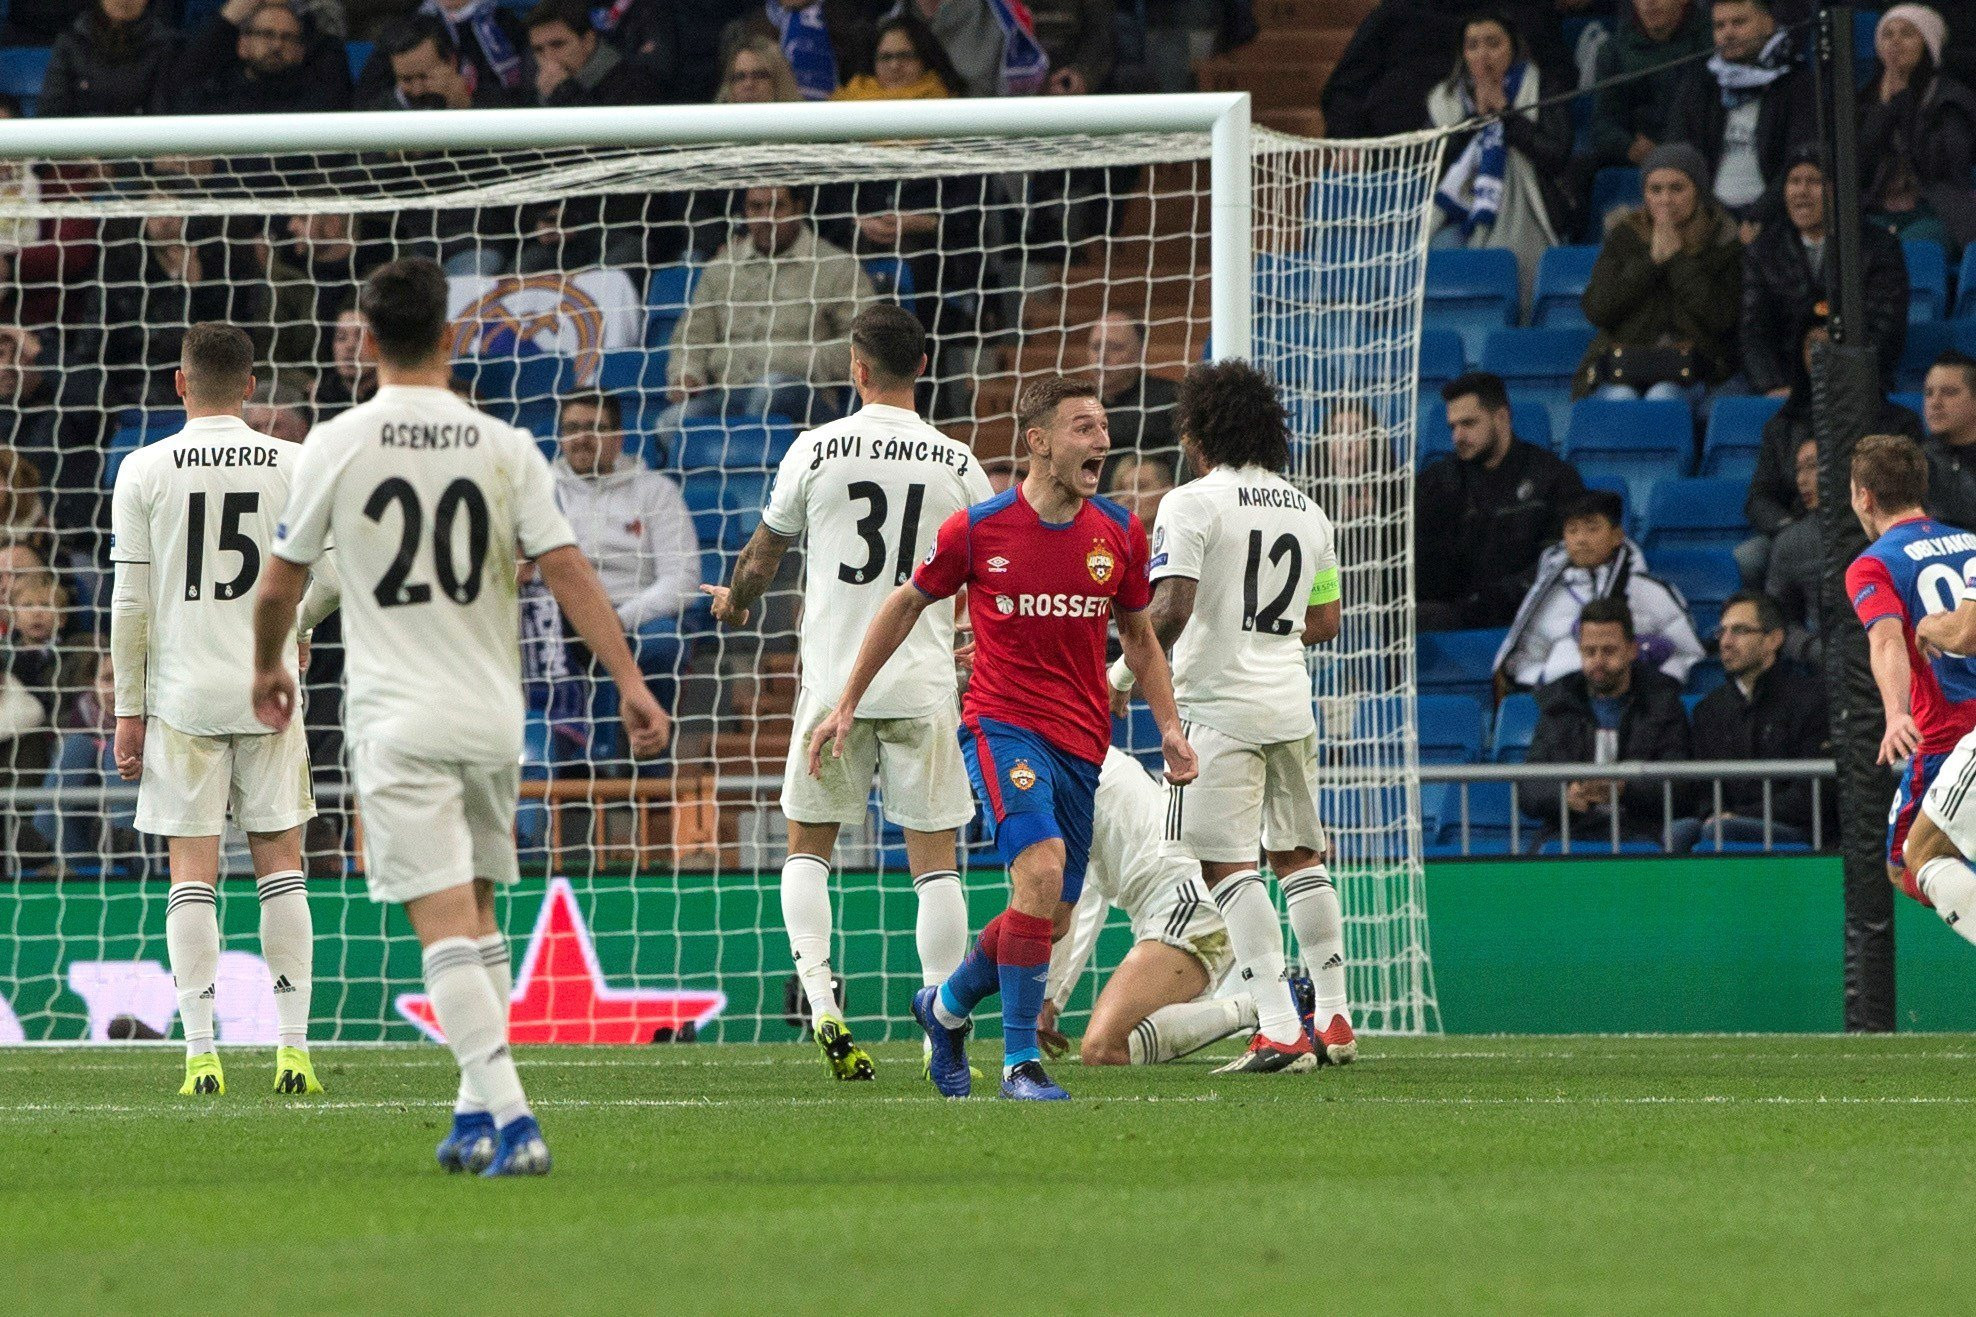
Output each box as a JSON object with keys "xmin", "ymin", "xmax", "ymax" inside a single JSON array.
[
  {"xmin": 351, "ymin": 739, "xmax": 520, "ymax": 905},
  {"xmin": 1132, "ymin": 877, "xmax": 1236, "ymax": 990},
  {"xmin": 1921, "ymin": 731, "xmax": 1976, "ymax": 864},
  {"xmin": 780, "ymin": 686, "xmax": 975, "ymax": 832},
  {"xmin": 1163, "ymin": 722, "xmax": 1327, "ymax": 863},
  {"xmin": 134, "ymin": 717, "xmax": 315, "ymax": 838}
]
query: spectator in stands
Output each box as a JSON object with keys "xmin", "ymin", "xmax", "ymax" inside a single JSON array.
[
  {"xmin": 728, "ymin": 0, "xmax": 888, "ymax": 100},
  {"xmin": 1105, "ymin": 453, "xmax": 1174, "ymax": 533},
  {"xmin": 103, "ymin": 202, "xmax": 270, "ymax": 406},
  {"xmin": 358, "ymin": 0, "xmax": 530, "ymax": 108},
  {"xmin": 1086, "ymin": 312, "xmax": 1178, "ymax": 478},
  {"xmin": 1742, "ymin": 319, "xmax": 1924, "ymax": 580},
  {"xmin": 1416, "ymin": 371, "xmax": 1585, "ymax": 631},
  {"xmin": 364, "ymin": 14, "xmax": 511, "ymax": 109},
  {"xmin": 313, "ymin": 305, "xmax": 377, "ymax": 419},
  {"xmin": 1741, "ymin": 147, "xmax": 1908, "ymax": 397},
  {"xmin": 664, "ymin": 184, "xmax": 874, "ymax": 432},
  {"xmin": 1924, "ymin": 348, "xmax": 1976, "ymax": 528},
  {"xmin": 1321, "ymin": 0, "xmax": 1576, "ymax": 141},
  {"xmin": 1575, "ymin": 142, "xmax": 1741, "ymax": 401},
  {"xmin": 552, "ymin": 391, "xmax": 701, "ymax": 692},
  {"xmin": 1495, "ymin": 488, "xmax": 1706, "ymax": 689},
  {"xmin": 1764, "ymin": 436, "xmax": 1824, "ymax": 658},
  {"xmin": 40, "ymin": 0, "xmax": 178, "ymax": 119},
  {"xmin": 716, "ymin": 31, "xmax": 805, "ymax": 101},
  {"xmin": 171, "ymin": 0, "xmax": 354, "ymax": 115},
  {"xmin": 1033, "ymin": 0, "xmax": 1115, "ymax": 95},
  {"xmin": 893, "ymin": 0, "xmax": 1051, "ymax": 98},
  {"xmin": 1427, "ymin": 12, "xmax": 1573, "ymax": 305},
  {"xmin": 526, "ymin": 0, "xmax": 668, "ymax": 104},
  {"xmin": 1523, "ymin": 595, "xmax": 1693, "ymax": 847},
  {"xmin": 245, "ymin": 381, "xmax": 311, "ymax": 444},
  {"xmin": 1861, "ymin": 5, "xmax": 1976, "ymax": 251},
  {"xmin": 0, "ymin": 328, "xmax": 103, "ymax": 545},
  {"xmin": 832, "ymin": 13, "xmax": 963, "ymax": 98},
  {"xmin": 1673, "ymin": 590, "xmax": 1829, "ymax": 849},
  {"xmin": 0, "ymin": 447, "xmax": 52, "ymax": 558},
  {"xmin": 267, "ymin": 213, "xmax": 380, "ymax": 376},
  {"xmin": 1665, "ymin": 0, "xmax": 1814, "ymax": 221},
  {"xmin": 36, "ymin": 648, "xmax": 136, "ymax": 876},
  {"xmin": 1586, "ymin": 0, "xmax": 1714, "ymax": 174}
]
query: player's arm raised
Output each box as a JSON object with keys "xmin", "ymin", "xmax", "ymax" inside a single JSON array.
[
  {"xmin": 1865, "ymin": 619, "xmax": 1920, "ymax": 764},
  {"xmin": 702, "ymin": 523, "xmax": 794, "ymax": 626},
  {"xmin": 806, "ymin": 582, "xmax": 933, "ymax": 775},
  {"xmin": 536, "ymin": 544, "xmax": 672, "ymax": 757}
]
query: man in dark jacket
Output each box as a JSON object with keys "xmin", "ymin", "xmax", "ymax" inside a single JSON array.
[
  {"xmin": 1740, "ymin": 319, "xmax": 1924, "ymax": 581},
  {"xmin": 1741, "ymin": 148, "xmax": 1907, "ymax": 396},
  {"xmin": 39, "ymin": 0, "xmax": 178, "ymax": 119},
  {"xmin": 525, "ymin": 0, "xmax": 668, "ymax": 105},
  {"xmin": 1524, "ymin": 596, "xmax": 1692, "ymax": 846},
  {"xmin": 1319, "ymin": 0, "xmax": 1574, "ymax": 140},
  {"xmin": 170, "ymin": 0, "xmax": 353, "ymax": 115},
  {"xmin": 1586, "ymin": 0, "xmax": 1715, "ymax": 171},
  {"xmin": 1417, "ymin": 371, "xmax": 1586, "ymax": 630},
  {"xmin": 1665, "ymin": 0, "xmax": 1816, "ymax": 220},
  {"xmin": 358, "ymin": 0, "xmax": 531, "ymax": 108},
  {"xmin": 1674, "ymin": 590, "xmax": 1830, "ymax": 849},
  {"xmin": 1923, "ymin": 349, "xmax": 1976, "ymax": 530}
]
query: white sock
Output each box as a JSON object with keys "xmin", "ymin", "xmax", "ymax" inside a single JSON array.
[
  {"xmin": 1129, "ymin": 997, "xmax": 1251, "ymax": 1064},
  {"xmin": 1282, "ymin": 864, "xmax": 1350, "ymax": 1027},
  {"xmin": 255, "ymin": 870, "xmax": 313, "ymax": 1052},
  {"xmin": 456, "ymin": 934, "xmax": 513, "ymax": 1116},
  {"xmin": 1212, "ymin": 871, "xmax": 1302, "ymax": 1044},
  {"xmin": 1918, "ymin": 857, "xmax": 1976, "ymax": 947},
  {"xmin": 912, "ymin": 869, "xmax": 967, "ymax": 987},
  {"xmin": 423, "ymin": 937, "xmax": 530, "ymax": 1129},
  {"xmin": 781, "ymin": 853, "xmax": 839, "ymax": 1022},
  {"xmin": 165, "ymin": 883, "xmax": 219, "ymax": 1059}
]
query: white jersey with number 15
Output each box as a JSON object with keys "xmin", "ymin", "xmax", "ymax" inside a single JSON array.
[
  {"xmin": 1151, "ymin": 463, "xmax": 1338, "ymax": 745},
  {"xmin": 272, "ymin": 384, "xmax": 577, "ymax": 767}
]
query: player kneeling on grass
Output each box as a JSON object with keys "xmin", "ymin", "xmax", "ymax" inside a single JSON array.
[
  {"xmin": 110, "ymin": 323, "xmax": 326, "ymax": 1099},
  {"xmin": 1038, "ymin": 748, "xmax": 1328, "ymax": 1066},
  {"xmin": 251, "ymin": 259, "xmax": 671, "ymax": 1176},
  {"xmin": 1110, "ymin": 360, "xmax": 1355, "ymax": 1074}
]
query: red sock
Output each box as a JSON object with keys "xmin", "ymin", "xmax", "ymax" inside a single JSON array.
[
  {"xmin": 997, "ymin": 909, "xmax": 1053, "ymax": 968},
  {"xmin": 975, "ymin": 912, "xmax": 1006, "ymax": 961}
]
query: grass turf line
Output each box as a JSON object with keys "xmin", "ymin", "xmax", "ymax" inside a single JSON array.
[{"xmin": 0, "ymin": 1035, "xmax": 1967, "ymax": 1315}]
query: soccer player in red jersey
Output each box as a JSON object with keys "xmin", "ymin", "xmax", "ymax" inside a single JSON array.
[{"xmin": 809, "ymin": 375, "xmax": 1197, "ymax": 1100}]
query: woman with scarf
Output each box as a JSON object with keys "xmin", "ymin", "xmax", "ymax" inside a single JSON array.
[
  {"xmin": 832, "ymin": 11, "xmax": 960, "ymax": 98},
  {"xmin": 1860, "ymin": 4, "xmax": 1976, "ymax": 252},
  {"xmin": 1574, "ymin": 142, "xmax": 1742, "ymax": 402},
  {"xmin": 39, "ymin": 0, "xmax": 176, "ymax": 118},
  {"xmin": 1425, "ymin": 11, "xmax": 1573, "ymax": 310}
]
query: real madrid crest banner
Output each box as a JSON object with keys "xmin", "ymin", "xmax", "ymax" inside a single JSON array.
[{"xmin": 446, "ymin": 268, "xmax": 644, "ymax": 385}]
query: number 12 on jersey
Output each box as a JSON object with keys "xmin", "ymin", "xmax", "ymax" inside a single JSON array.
[{"xmin": 1241, "ymin": 529, "xmax": 1302, "ymax": 636}]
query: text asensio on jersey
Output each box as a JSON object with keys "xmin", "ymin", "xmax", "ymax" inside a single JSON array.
[{"xmin": 378, "ymin": 423, "xmax": 482, "ymax": 449}]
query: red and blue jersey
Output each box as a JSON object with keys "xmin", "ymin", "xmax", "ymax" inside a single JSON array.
[
  {"xmin": 1846, "ymin": 514, "xmax": 1976, "ymax": 754},
  {"xmin": 913, "ymin": 485, "xmax": 1152, "ymax": 765}
]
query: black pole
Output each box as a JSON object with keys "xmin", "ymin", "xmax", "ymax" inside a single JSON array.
[{"xmin": 1811, "ymin": 2, "xmax": 1898, "ymax": 1031}]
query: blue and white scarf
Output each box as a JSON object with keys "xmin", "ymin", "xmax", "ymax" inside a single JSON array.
[
  {"xmin": 1708, "ymin": 28, "xmax": 1794, "ymax": 107},
  {"xmin": 768, "ymin": 0, "xmax": 838, "ymax": 101},
  {"xmin": 422, "ymin": 0, "xmax": 523, "ymax": 93},
  {"xmin": 986, "ymin": 0, "xmax": 1049, "ymax": 96},
  {"xmin": 1435, "ymin": 62, "xmax": 1524, "ymax": 237}
]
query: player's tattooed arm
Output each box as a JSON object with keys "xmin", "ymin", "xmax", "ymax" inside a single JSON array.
[
  {"xmin": 701, "ymin": 524, "xmax": 794, "ymax": 627},
  {"xmin": 1116, "ymin": 606, "xmax": 1197, "ymax": 785},
  {"xmin": 1146, "ymin": 577, "xmax": 1197, "ymax": 651}
]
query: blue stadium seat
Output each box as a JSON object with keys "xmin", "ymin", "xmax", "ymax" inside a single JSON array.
[
  {"xmin": 345, "ymin": 41, "xmax": 373, "ymax": 82},
  {"xmin": 1650, "ymin": 545, "xmax": 1741, "ymax": 635},
  {"xmin": 1531, "ymin": 245, "xmax": 1599, "ymax": 329},
  {"xmin": 462, "ymin": 354, "xmax": 570, "ymax": 430},
  {"xmin": 1423, "ymin": 248, "xmax": 1519, "ymax": 363},
  {"xmin": 1480, "ymin": 326, "xmax": 1594, "ymax": 439},
  {"xmin": 596, "ymin": 346, "xmax": 668, "ymax": 397},
  {"xmin": 1111, "ymin": 703, "xmax": 1165, "ymax": 773},
  {"xmin": 1585, "ymin": 167, "xmax": 1641, "ymax": 240},
  {"xmin": 645, "ymin": 263, "xmax": 701, "ymax": 348},
  {"xmin": 1418, "ymin": 396, "xmax": 1551, "ymax": 463},
  {"xmin": 1642, "ymin": 478, "xmax": 1749, "ymax": 553},
  {"xmin": 1417, "ymin": 628, "xmax": 1506, "ymax": 701},
  {"xmin": 1415, "ymin": 694, "xmax": 1487, "ymax": 764},
  {"xmin": 1418, "ymin": 328, "xmax": 1464, "ymax": 392},
  {"xmin": 103, "ymin": 408, "xmax": 188, "ymax": 485},
  {"xmin": 1956, "ymin": 247, "xmax": 1976, "ymax": 318},
  {"xmin": 1898, "ymin": 319, "xmax": 1976, "ymax": 390},
  {"xmin": 1491, "ymin": 692, "xmax": 1539, "ymax": 764},
  {"xmin": 1563, "ymin": 397, "xmax": 1693, "ymax": 511},
  {"xmin": 1905, "ymin": 239, "xmax": 1949, "ymax": 322},
  {"xmin": 673, "ymin": 417, "xmax": 797, "ymax": 472},
  {"xmin": 1701, "ymin": 395, "xmax": 1784, "ymax": 478},
  {"xmin": 0, "ymin": 47, "xmax": 51, "ymax": 115},
  {"xmin": 1537, "ymin": 837, "xmax": 1664, "ymax": 856},
  {"xmin": 1430, "ymin": 782, "xmax": 1521, "ymax": 855},
  {"xmin": 682, "ymin": 472, "xmax": 768, "ymax": 550},
  {"xmin": 1685, "ymin": 656, "xmax": 1726, "ymax": 696}
]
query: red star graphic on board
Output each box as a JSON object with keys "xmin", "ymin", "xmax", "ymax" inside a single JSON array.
[{"xmin": 396, "ymin": 877, "xmax": 726, "ymax": 1044}]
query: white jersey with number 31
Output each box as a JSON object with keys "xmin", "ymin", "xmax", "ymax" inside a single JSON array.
[
  {"xmin": 761, "ymin": 402, "xmax": 992, "ymax": 719},
  {"xmin": 1150, "ymin": 463, "xmax": 1338, "ymax": 745},
  {"xmin": 272, "ymin": 384, "xmax": 577, "ymax": 766}
]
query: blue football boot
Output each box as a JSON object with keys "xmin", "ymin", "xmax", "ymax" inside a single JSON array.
[
  {"xmin": 999, "ymin": 1059, "xmax": 1070, "ymax": 1101},
  {"xmin": 435, "ymin": 1111, "xmax": 497, "ymax": 1174},
  {"xmin": 481, "ymin": 1115, "xmax": 552, "ymax": 1177},
  {"xmin": 912, "ymin": 986, "xmax": 972, "ymax": 1098}
]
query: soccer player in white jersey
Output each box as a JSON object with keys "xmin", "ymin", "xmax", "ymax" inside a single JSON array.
[
  {"xmin": 1903, "ymin": 558, "xmax": 1976, "ymax": 949},
  {"xmin": 702, "ymin": 304, "xmax": 992, "ymax": 1080},
  {"xmin": 250, "ymin": 258, "xmax": 670, "ymax": 1177},
  {"xmin": 109, "ymin": 323, "xmax": 323, "ymax": 1099},
  {"xmin": 1109, "ymin": 360, "xmax": 1354, "ymax": 1074},
  {"xmin": 1038, "ymin": 747, "xmax": 1287, "ymax": 1066}
]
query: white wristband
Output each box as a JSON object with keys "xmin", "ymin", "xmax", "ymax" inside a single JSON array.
[{"xmin": 1107, "ymin": 656, "xmax": 1135, "ymax": 693}]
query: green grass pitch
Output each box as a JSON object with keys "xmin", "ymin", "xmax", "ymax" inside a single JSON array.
[{"xmin": 3, "ymin": 1035, "xmax": 1971, "ymax": 1314}]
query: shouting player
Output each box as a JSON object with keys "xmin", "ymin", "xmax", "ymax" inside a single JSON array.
[
  {"xmin": 811, "ymin": 375, "xmax": 1196, "ymax": 1100},
  {"xmin": 251, "ymin": 258, "xmax": 670, "ymax": 1176},
  {"xmin": 109, "ymin": 323, "xmax": 322, "ymax": 1099},
  {"xmin": 1111, "ymin": 360, "xmax": 1351, "ymax": 1074},
  {"xmin": 703, "ymin": 304, "xmax": 991, "ymax": 1080},
  {"xmin": 1844, "ymin": 433, "xmax": 1976, "ymax": 913}
]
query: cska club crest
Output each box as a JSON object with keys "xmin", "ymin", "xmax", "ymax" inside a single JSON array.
[
  {"xmin": 1086, "ymin": 541, "xmax": 1116, "ymax": 584},
  {"xmin": 1009, "ymin": 759, "xmax": 1038, "ymax": 790}
]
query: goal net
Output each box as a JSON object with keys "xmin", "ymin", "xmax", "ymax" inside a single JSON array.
[{"xmin": 0, "ymin": 100, "xmax": 1443, "ymax": 1045}]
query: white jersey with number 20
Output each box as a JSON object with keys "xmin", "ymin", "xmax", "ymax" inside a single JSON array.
[
  {"xmin": 273, "ymin": 384, "xmax": 577, "ymax": 766},
  {"xmin": 1150, "ymin": 463, "xmax": 1339, "ymax": 745}
]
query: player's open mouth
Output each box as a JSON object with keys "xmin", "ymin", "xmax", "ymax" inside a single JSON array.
[{"xmin": 1080, "ymin": 457, "xmax": 1104, "ymax": 479}]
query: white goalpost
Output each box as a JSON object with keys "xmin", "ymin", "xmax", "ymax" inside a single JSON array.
[{"xmin": 0, "ymin": 95, "xmax": 1442, "ymax": 1046}]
